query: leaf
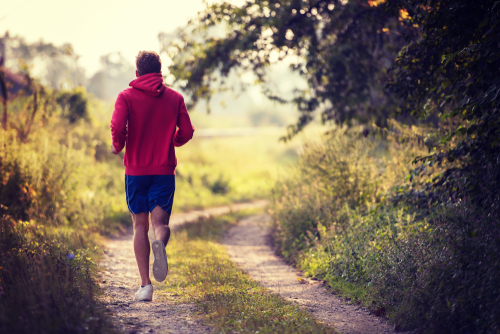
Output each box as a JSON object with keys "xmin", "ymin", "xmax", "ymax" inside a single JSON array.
[
  {"xmin": 441, "ymin": 134, "xmax": 453, "ymax": 144},
  {"xmin": 479, "ymin": 17, "xmax": 489, "ymax": 28}
]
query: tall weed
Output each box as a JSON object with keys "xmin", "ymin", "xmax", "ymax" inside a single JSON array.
[
  {"xmin": 271, "ymin": 125, "xmax": 426, "ymax": 262},
  {"xmin": 0, "ymin": 219, "xmax": 115, "ymax": 333},
  {"xmin": 0, "ymin": 89, "xmax": 126, "ymax": 333},
  {"xmin": 270, "ymin": 124, "xmax": 500, "ymax": 332}
]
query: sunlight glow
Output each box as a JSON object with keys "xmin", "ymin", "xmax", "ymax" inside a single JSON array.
[{"xmin": 0, "ymin": 0, "xmax": 241, "ymax": 76}]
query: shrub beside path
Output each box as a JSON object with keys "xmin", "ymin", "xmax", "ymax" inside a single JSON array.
[{"xmin": 223, "ymin": 214, "xmax": 402, "ymax": 334}]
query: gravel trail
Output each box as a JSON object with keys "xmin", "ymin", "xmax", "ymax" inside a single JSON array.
[
  {"xmin": 223, "ymin": 214, "xmax": 401, "ymax": 334},
  {"xmin": 101, "ymin": 201, "xmax": 403, "ymax": 334},
  {"xmin": 99, "ymin": 200, "xmax": 268, "ymax": 334}
]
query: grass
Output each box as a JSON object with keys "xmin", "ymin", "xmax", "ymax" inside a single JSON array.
[
  {"xmin": 155, "ymin": 211, "xmax": 336, "ymax": 334},
  {"xmin": 0, "ymin": 220, "xmax": 115, "ymax": 334},
  {"xmin": 0, "ymin": 89, "xmax": 125, "ymax": 333},
  {"xmin": 270, "ymin": 123, "xmax": 500, "ymax": 333},
  {"xmin": 173, "ymin": 130, "xmax": 304, "ymax": 212}
]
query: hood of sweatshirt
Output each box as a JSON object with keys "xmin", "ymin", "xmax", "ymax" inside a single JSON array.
[{"xmin": 129, "ymin": 72, "xmax": 165, "ymax": 96}]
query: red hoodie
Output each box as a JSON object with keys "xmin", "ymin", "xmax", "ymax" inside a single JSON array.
[{"xmin": 110, "ymin": 72, "xmax": 194, "ymax": 175}]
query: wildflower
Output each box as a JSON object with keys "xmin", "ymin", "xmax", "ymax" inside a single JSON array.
[{"xmin": 66, "ymin": 253, "xmax": 75, "ymax": 260}]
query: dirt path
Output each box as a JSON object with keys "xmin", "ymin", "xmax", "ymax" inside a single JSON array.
[
  {"xmin": 101, "ymin": 201, "xmax": 402, "ymax": 334},
  {"xmin": 98, "ymin": 200, "xmax": 268, "ymax": 334},
  {"xmin": 223, "ymin": 214, "xmax": 401, "ymax": 334}
]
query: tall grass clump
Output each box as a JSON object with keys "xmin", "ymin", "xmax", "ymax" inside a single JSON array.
[
  {"xmin": 270, "ymin": 124, "xmax": 500, "ymax": 333},
  {"xmin": 271, "ymin": 124, "xmax": 426, "ymax": 263},
  {"xmin": 0, "ymin": 220, "xmax": 115, "ymax": 333},
  {"xmin": 0, "ymin": 86, "xmax": 126, "ymax": 333}
]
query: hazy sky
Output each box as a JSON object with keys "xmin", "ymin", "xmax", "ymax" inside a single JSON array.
[{"xmin": 0, "ymin": 0, "xmax": 239, "ymax": 76}]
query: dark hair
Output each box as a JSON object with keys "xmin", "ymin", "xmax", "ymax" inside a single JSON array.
[{"xmin": 135, "ymin": 51, "xmax": 162, "ymax": 76}]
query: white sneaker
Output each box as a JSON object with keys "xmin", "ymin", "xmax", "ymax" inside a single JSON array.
[
  {"xmin": 134, "ymin": 284, "xmax": 153, "ymax": 301},
  {"xmin": 152, "ymin": 240, "xmax": 168, "ymax": 282}
]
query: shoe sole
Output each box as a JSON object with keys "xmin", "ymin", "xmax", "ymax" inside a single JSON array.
[
  {"xmin": 152, "ymin": 240, "xmax": 168, "ymax": 282},
  {"xmin": 135, "ymin": 295, "xmax": 152, "ymax": 302}
]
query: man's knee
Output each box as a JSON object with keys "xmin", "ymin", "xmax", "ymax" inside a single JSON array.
[
  {"xmin": 132, "ymin": 212, "xmax": 149, "ymax": 232},
  {"xmin": 151, "ymin": 206, "xmax": 170, "ymax": 227},
  {"xmin": 152, "ymin": 217, "xmax": 170, "ymax": 231}
]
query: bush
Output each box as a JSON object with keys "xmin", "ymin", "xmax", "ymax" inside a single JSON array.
[
  {"xmin": 0, "ymin": 89, "xmax": 128, "ymax": 333},
  {"xmin": 372, "ymin": 199, "xmax": 500, "ymax": 333},
  {"xmin": 57, "ymin": 88, "xmax": 89, "ymax": 123},
  {"xmin": 0, "ymin": 126, "xmax": 127, "ymax": 232},
  {"xmin": 271, "ymin": 125, "xmax": 500, "ymax": 333},
  {"xmin": 0, "ymin": 220, "xmax": 115, "ymax": 334},
  {"xmin": 271, "ymin": 124, "xmax": 426, "ymax": 263}
]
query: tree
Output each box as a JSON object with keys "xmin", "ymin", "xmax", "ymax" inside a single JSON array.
[
  {"xmin": 56, "ymin": 88, "xmax": 89, "ymax": 123},
  {"xmin": 0, "ymin": 33, "xmax": 86, "ymax": 90},
  {"xmin": 163, "ymin": 0, "xmax": 418, "ymax": 138},
  {"xmin": 386, "ymin": 0, "xmax": 500, "ymax": 206},
  {"xmin": 87, "ymin": 52, "xmax": 135, "ymax": 102}
]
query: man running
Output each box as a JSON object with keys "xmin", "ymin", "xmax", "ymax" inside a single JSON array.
[{"xmin": 110, "ymin": 51, "xmax": 194, "ymax": 301}]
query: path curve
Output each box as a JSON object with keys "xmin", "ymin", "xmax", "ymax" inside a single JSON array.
[
  {"xmin": 223, "ymin": 214, "xmax": 401, "ymax": 334},
  {"xmin": 99, "ymin": 200, "xmax": 268, "ymax": 334}
]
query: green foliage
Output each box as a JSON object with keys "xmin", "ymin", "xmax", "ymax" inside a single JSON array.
[
  {"xmin": 271, "ymin": 127, "xmax": 500, "ymax": 333},
  {"xmin": 0, "ymin": 220, "xmax": 115, "ymax": 334},
  {"xmin": 0, "ymin": 158, "xmax": 31, "ymax": 221},
  {"xmin": 387, "ymin": 0, "xmax": 500, "ymax": 208},
  {"xmin": 271, "ymin": 124, "xmax": 429, "ymax": 262},
  {"xmin": 0, "ymin": 88, "xmax": 127, "ymax": 333},
  {"xmin": 164, "ymin": 0, "xmax": 416, "ymax": 134},
  {"xmin": 158, "ymin": 212, "xmax": 336, "ymax": 334},
  {"xmin": 57, "ymin": 87, "xmax": 89, "ymax": 123},
  {"xmin": 371, "ymin": 200, "xmax": 500, "ymax": 333},
  {"xmin": 0, "ymin": 126, "xmax": 126, "ymax": 231}
]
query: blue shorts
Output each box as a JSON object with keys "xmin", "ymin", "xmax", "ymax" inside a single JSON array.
[{"xmin": 125, "ymin": 175, "xmax": 175, "ymax": 214}]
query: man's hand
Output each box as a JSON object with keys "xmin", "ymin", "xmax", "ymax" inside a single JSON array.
[{"xmin": 111, "ymin": 145, "xmax": 118, "ymax": 155}]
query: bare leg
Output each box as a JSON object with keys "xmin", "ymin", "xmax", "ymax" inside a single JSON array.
[
  {"xmin": 151, "ymin": 205, "xmax": 171, "ymax": 246},
  {"xmin": 132, "ymin": 212, "xmax": 151, "ymax": 286}
]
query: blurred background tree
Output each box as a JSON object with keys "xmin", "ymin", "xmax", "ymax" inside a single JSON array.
[
  {"xmin": 0, "ymin": 32, "xmax": 86, "ymax": 90},
  {"xmin": 163, "ymin": 0, "xmax": 419, "ymax": 139},
  {"xmin": 87, "ymin": 52, "xmax": 136, "ymax": 102}
]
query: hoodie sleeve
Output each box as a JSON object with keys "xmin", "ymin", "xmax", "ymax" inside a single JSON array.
[
  {"xmin": 110, "ymin": 91, "xmax": 129, "ymax": 153},
  {"xmin": 173, "ymin": 96, "xmax": 195, "ymax": 147}
]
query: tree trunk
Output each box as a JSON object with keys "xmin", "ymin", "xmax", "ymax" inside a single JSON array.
[
  {"xmin": 0, "ymin": 69, "xmax": 7, "ymax": 130},
  {"xmin": 2, "ymin": 97, "xmax": 6, "ymax": 130}
]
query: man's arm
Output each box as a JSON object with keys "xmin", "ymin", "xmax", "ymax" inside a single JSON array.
[
  {"xmin": 110, "ymin": 92, "xmax": 129, "ymax": 154},
  {"xmin": 173, "ymin": 96, "xmax": 195, "ymax": 147}
]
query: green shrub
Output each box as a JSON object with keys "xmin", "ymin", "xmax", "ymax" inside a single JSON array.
[
  {"xmin": 371, "ymin": 198, "xmax": 500, "ymax": 333},
  {"xmin": 0, "ymin": 90, "xmax": 127, "ymax": 333},
  {"xmin": 270, "ymin": 125, "xmax": 500, "ymax": 333},
  {"xmin": 0, "ymin": 127, "xmax": 127, "ymax": 232},
  {"xmin": 271, "ymin": 124, "xmax": 425, "ymax": 263},
  {"xmin": 57, "ymin": 88, "xmax": 90, "ymax": 123},
  {"xmin": 0, "ymin": 220, "xmax": 115, "ymax": 334}
]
